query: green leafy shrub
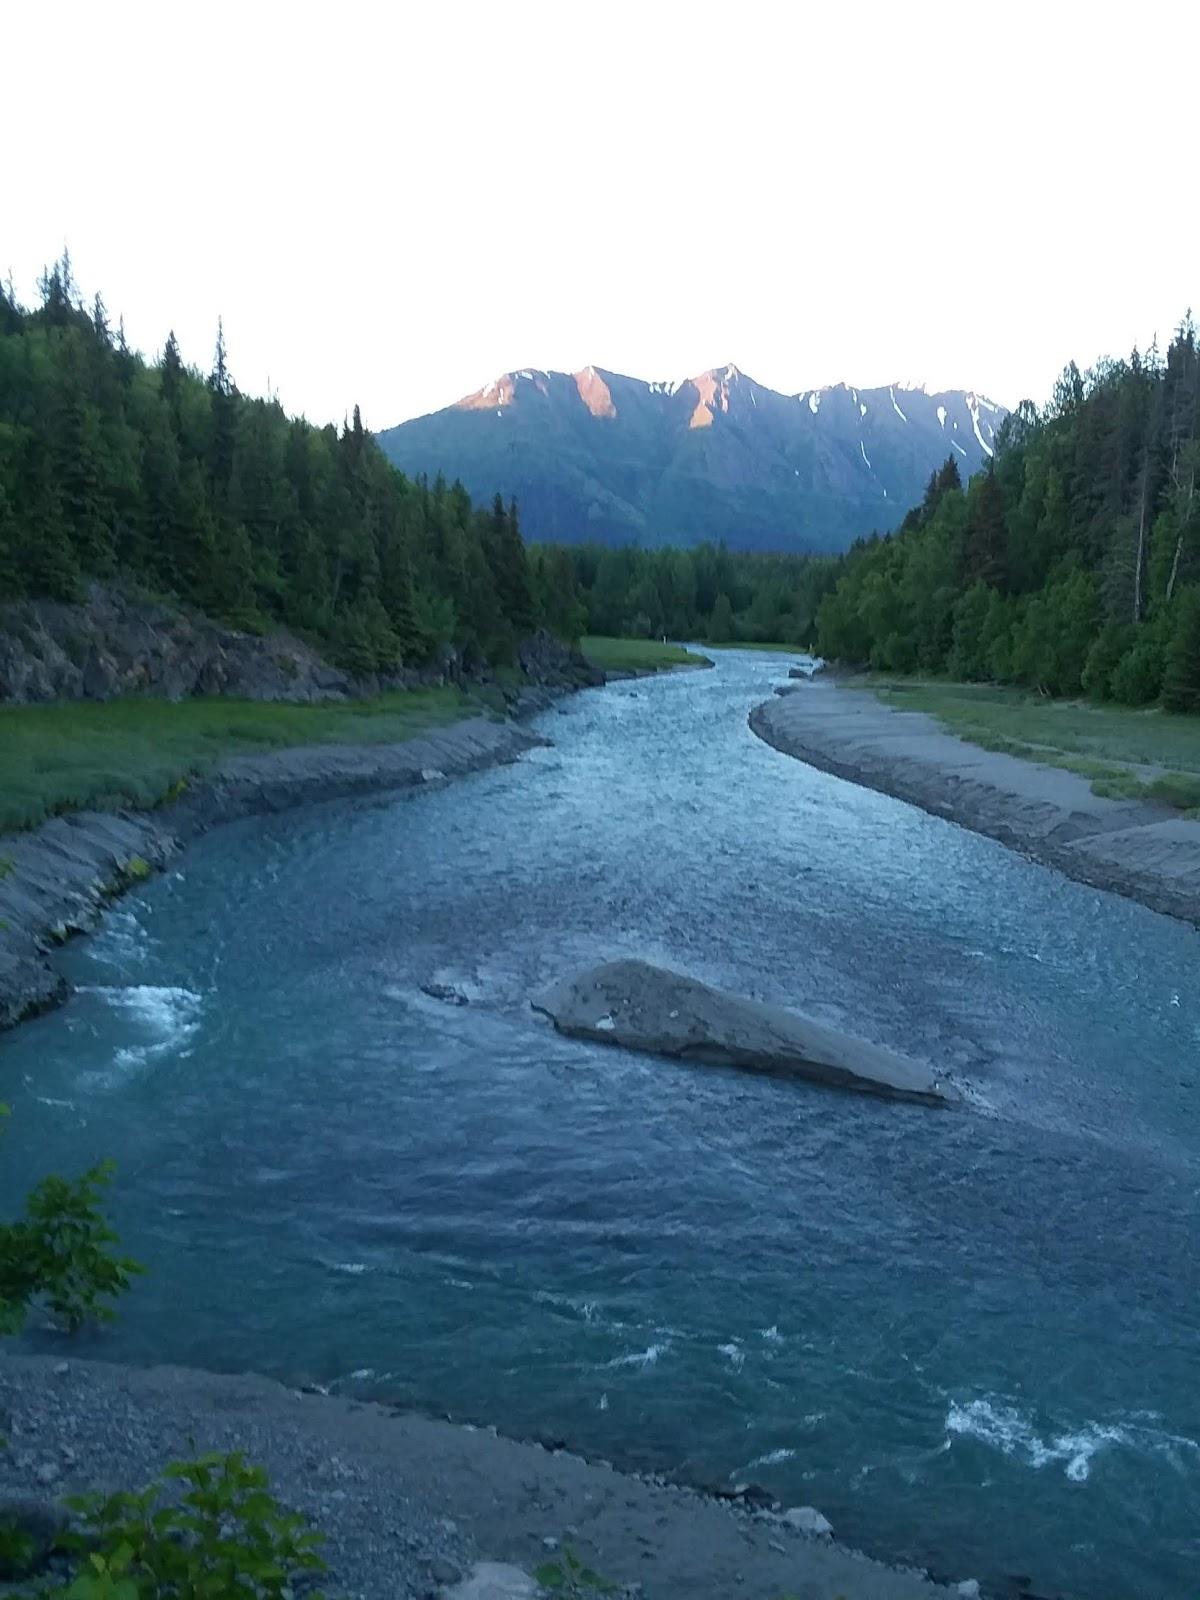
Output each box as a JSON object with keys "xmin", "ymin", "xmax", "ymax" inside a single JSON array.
[
  {"xmin": 534, "ymin": 1544, "xmax": 615, "ymax": 1596},
  {"xmin": 47, "ymin": 1452, "xmax": 326, "ymax": 1599},
  {"xmin": 1110, "ymin": 632, "xmax": 1165, "ymax": 705},
  {"xmin": 0, "ymin": 1115, "xmax": 142, "ymax": 1335}
]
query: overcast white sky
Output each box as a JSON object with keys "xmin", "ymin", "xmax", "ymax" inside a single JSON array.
[{"xmin": 7, "ymin": 1, "xmax": 1198, "ymax": 428}]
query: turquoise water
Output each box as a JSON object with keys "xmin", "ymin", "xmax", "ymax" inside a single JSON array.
[{"xmin": 2, "ymin": 652, "xmax": 1198, "ymax": 1597}]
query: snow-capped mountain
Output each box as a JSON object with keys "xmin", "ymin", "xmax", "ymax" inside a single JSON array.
[{"xmin": 377, "ymin": 363, "xmax": 1006, "ymax": 551}]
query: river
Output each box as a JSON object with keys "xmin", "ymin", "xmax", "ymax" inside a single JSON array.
[{"xmin": 2, "ymin": 650, "xmax": 1197, "ymax": 1598}]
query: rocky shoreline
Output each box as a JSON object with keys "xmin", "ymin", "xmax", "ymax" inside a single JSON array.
[
  {"xmin": 751, "ymin": 681, "xmax": 1200, "ymax": 927},
  {"xmin": 0, "ymin": 715, "xmax": 550, "ymax": 1033},
  {"xmin": 0, "ymin": 1353, "xmax": 962, "ymax": 1600}
]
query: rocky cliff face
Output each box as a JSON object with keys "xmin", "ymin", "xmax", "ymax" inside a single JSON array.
[
  {"xmin": 0, "ymin": 587, "xmax": 602, "ymax": 705},
  {"xmin": 0, "ymin": 585, "xmax": 355, "ymax": 705}
]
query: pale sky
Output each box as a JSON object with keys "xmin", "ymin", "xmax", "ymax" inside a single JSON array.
[{"xmin": 7, "ymin": 1, "xmax": 1198, "ymax": 429}]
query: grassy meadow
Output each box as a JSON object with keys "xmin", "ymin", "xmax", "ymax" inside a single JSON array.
[
  {"xmin": 581, "ymin": 637, "xmax": 712, "ymax": 672},
  {"xmin": 871, "ymin": 681, "xmax": 1200, "ymax": 813},
  {"xmin": 0, "ymin": 688, "xmax": 474, "ymax": 835}
]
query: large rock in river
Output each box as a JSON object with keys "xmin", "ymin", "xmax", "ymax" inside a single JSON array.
[{"xmin": 532, "ymin": 960, "xmax": 949, "ymax": 1104}]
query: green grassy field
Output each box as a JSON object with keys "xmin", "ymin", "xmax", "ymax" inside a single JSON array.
[
  {"xmin": 871, "ymin": 680, "xmax": 1200, "ymax": 812},
  {"xmin": 0, "ymin": 688, "xmax": 473, "ymax": 835},
  {"xmin": 581, "ymin": 637, "xmax": 712, "ymax": 672}
]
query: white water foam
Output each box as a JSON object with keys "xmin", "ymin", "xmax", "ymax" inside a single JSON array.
[
  {"xmin": 759, "ymin": 1325, "xmax": 784, "ymax": 1344},
  {"xmin": 78, "ymin": 985, "xmax": 202, "ymax": 1077},
  {"xmin": 946, "ymin": 1396, "xmax": 1200, "ymax": 1483},
  {"xmin": 607, "ymin": 1342, "xmax": 667, "ymax": 1369},
  {"xmin": 746, "ymin": 1446, "xmax": 796, "ymax": 1468},
  {"xmin": 718, "ymin": 1342, "xmax": 745, "ymax": 1369},
  {"xmin": 90, "ymin": 909, "xmax": 151, "ymax": 966}
]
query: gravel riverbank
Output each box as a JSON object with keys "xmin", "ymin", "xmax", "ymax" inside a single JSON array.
[
  {"xmin": 0, "ymin": 715, "xmax": 549, "ymax": 1031},
  {"xmin": 0, "ymin": 1354, "xmax": 960, "ymax": 1600},
  {"xmin": 751, "ymin": 682, "xmax": 1200, "ymax": 927}
]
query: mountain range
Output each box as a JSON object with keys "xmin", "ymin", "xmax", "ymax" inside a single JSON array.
[{"xmin": 377, "ymin": 364, "xmax": 1007, "ymax": 551}]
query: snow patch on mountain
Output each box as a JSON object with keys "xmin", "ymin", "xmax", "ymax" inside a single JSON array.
[{"xmin": 966, "ymin": 393, "xmax": 994, "ymax": 457}]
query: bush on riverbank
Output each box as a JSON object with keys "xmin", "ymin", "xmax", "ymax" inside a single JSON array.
[{"xmin": 0, "ymin": 1115, "xmax": 327, "ymax": 1597}]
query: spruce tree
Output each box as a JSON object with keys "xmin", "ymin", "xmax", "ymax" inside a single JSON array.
[
  {"xmin": 1162, "ymin": 587, "xmax": 1200, "ymax": 713},
  {"xmin": 207, "ymin": 319, "xmax": 237, "ymax": 506},
  {"xmin": 161, "ymin": 330, "xmax": 184, "ymax": 430},
  {"xmin": 962, "ymin": 468, "xmax": 1007, "ymax": 588}
]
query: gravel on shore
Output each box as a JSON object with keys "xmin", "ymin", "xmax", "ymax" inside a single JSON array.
[
  {"xmin": 0, "ymin": 1353, "xmax": 960, "ymax": 1600},
  {"xmin": 751, "ymin": 682, "xmax": 1200, "ymax": 927}
]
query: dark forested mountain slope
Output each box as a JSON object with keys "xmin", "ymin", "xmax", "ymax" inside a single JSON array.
[
  {"xmin": 0, "ymin": 257, "xmax": 550, "ymax": 675},
  {"xmin": 815, "ymin": 321, "xmax": 1200, "ymax": 712},
  {"xmin": 377, "ymin": 364, "xmax": 1005, "ymax": 551}
]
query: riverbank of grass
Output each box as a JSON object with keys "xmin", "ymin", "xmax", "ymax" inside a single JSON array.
[
  {"xmin": 581, "ymin": 636, "xmax": 712, "ymax": 672},
  {"xmin": 0, "ymin": 688, "xmax": 474, "ymax": 834},
  {"xmin": 870, "ymin": 680, "xmax": 1200, "ymax": 812},
  {"xmin": 703, "ymin": 640, "xmax": 802, "ymax": 654}
]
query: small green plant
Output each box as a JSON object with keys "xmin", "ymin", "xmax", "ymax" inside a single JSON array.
[
  {"xmin": 123, "ymin": 856, "xmax": 153, "ymax": 883},
  {"xmin": 0, "ymin": 1118, "xmax": 143, "ymax": 1335},
  {"xmin": 0, "ymin": 855, "xmax": 14, "ymax": 880},
  {"xmin": 534, "ymin": 1544, "xmax": 616, "ymax": 1596},
  {"xmin": 0, "ymin": 1519, "xmax": 37, "ymax": 1580},
  {"xmin": 46, "ymin": 1452, "xmax": 326, "ymax": 1598}
]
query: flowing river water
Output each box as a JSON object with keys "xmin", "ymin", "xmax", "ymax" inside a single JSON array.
[{"xmin": 2, "ymin": 651, "xmax": 1198, "ymax": 1598}]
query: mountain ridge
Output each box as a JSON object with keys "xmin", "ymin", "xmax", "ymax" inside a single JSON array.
[{"xmin": 378, "ymin": 363, "xmax": 1006, "ymax": 552}]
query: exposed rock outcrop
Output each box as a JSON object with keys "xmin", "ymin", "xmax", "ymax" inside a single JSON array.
[
  {"xmin": 0, "ymin": 590, "xmax": 603, "ymax": 707},
  {"xmin": 0, "ymin": 584, "xmax": 355, "ymax": 704},
  {"xmin": 532, "ymin": 959, "xmax": 949, "ymax": 1104}
]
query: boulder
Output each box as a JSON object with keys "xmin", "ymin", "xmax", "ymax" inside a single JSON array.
[
  {"xmin": 532, "ymin": 960, "xmax": 950, "ymax": 1104},
  {"xmin": 443, "ymin": 1563, "xmax": 539, "ymax": 1600},
  {"xmin": 782, "ymin": 1505, "xmax": 833, "ymax": 1537}
]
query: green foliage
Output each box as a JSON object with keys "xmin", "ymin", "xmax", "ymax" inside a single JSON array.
[
  {"xmin": 1, "ymin": 255, "xmax": 544, "ymax": 672},
  {"xmin": 1162, "ymin": 585, "xmax": 1200, "ymax": 713},
  {"xmin": 0, "ymin": 1146, "xmax": 143, "ymax": 1334},
  {"xmin": 123, "ymin": 856, "xmax": 153, "ymax": 883},
  {"xmin": 45, "ymin": 1452, "xmax": 325, "ymax": 1599},
  {"xmin": 1146, "ymin": 770, "xmax": 1200, "ymax": 810},
  {"xmin": 534, "ymin": 1544, "xmax": 615, "ymax": 1596},
  {"xmin": 553, "ymin": 542, "xmax": 837, "ymax": 647},
  {"xmin": 0, "ymin": 855, "xmax": 13, "ymax": 880},
  {"xmin": 814, "ymin": 313, "xmax": 1200, "ymax": 714},
  {"xmin": 0, "ymin": 1520, "xmax": 37, "ymax": 1580},
  {"xmin": 1110, "ymin": 626, "xmax": 1165, "ymax": 705}
]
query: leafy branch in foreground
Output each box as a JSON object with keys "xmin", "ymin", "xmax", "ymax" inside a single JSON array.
[
  {"xmin": 0, "ymin": 1107, "xmax": 143, "ymax": 1334},
  {"xmin": 37, "ymin": 1451, "xmax": 327, "ymax": 1600}
]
